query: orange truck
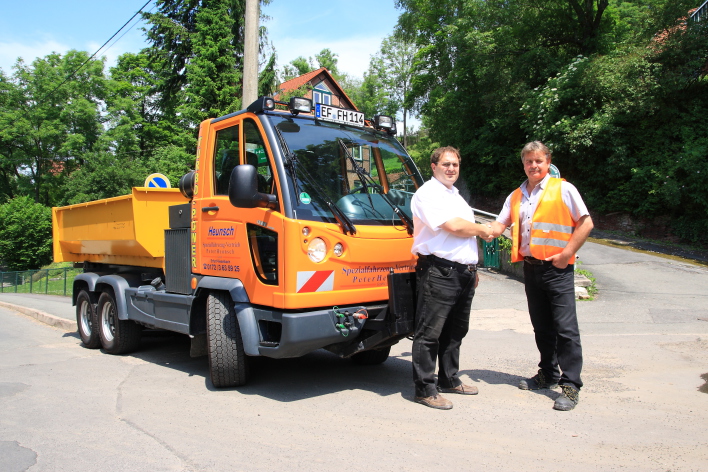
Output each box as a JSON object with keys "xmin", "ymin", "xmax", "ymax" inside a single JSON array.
[{"xmin": 53, "ymin": 97, "xmax": 423, "ymax": 387}]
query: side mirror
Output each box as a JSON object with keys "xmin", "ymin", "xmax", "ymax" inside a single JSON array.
[{"xmin": 228, "ymin": 165, "xmax": 277, "ymax": 209}]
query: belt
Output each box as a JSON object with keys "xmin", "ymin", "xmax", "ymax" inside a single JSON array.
[
  {"xmin": 524, "ymin": 256, "xmax": 549, "ymax": 265},
  {"xmin": 418, "ymin": 254, "xmax": 477, "ymax": 272}
]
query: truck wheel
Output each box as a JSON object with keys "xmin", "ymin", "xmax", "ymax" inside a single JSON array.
[
  {"xmin": 97, "ymin": 291, "xmax": 141, "ymax": 354},
  {"xmin": 206, "ymin": 291, "xmax": 250, "ymax": 388},
  {"xmin": 76, "ymin": 290, "xmax": 101, "ymax": 349},
  {"xmin": 351, "ymin": 346, "xmax": 391, "ymax": 365}
]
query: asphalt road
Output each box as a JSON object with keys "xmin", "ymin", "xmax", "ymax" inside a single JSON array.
[{"xmin": 1, "ymin": 242, "xmax": 707, "ymax": 472}]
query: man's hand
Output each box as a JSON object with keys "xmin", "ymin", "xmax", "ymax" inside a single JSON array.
[
  {"xmin": 489, "ymin": 221, "xmax": 507, "ymax": 239},
  {"xmin": 482, "ymin": 224, "xmax": 494, "ymax": 242},
  {"xmin": 546, "ymin": 253, "xmax": 569, "ymax": 269},
  {"xmin": 544, "ymin": 215, "xmax": 594, "ymax": 269},
  {"xmin": 441, "ymin": 218, "xmax": 495, "ymax": 239},
  {"xmin": 474, "ymin": 271, "xmax": 479, "ymax": 288}
]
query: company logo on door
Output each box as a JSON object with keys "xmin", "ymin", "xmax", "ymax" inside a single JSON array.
[{"xmin": 207, "ymin": 226, "xmax": 235, "ymax": 237}]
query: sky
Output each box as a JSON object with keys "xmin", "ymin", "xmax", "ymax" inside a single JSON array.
[{"xmin": 0, "ymin": 0, "xmax": 404, "ymax": 80}]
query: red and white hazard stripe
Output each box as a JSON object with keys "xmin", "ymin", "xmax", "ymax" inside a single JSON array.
[{"xmin": 296, "ymin": 270, "xmax": 334, "ymax": 293}]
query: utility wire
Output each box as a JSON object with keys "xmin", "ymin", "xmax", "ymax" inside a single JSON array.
[
  {"xmin": 42, "ymin": 0, "xmax": 153, "ymax": 101},
  {"xmin": 101, "ymin": 3, "xmax": 157, "ymax": 58}
]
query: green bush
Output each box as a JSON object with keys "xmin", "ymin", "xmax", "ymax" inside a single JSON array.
[{"xmin": 0, "ymin": 196, "xmax": 52, "ymax": 271}]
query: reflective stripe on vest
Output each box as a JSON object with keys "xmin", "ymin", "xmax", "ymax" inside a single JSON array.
[{"xmin": 510, "ymin": 178, "xmax": 576, "ymax": 265}]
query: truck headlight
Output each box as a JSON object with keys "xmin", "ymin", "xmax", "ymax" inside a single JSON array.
[{"xmin": 307, "ymin": 238, "xmax": 327, "ymax": 263}]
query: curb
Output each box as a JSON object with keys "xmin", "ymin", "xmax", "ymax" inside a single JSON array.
[{"xmin": 0, "ymin": 301, "xmax": 76, "ymax": 332}]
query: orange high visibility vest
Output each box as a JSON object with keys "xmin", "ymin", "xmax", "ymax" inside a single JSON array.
[{"xmin": 510, "ymin": 178, "xmax": 576, "ymax": 265}]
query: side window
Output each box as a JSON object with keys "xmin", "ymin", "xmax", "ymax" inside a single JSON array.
[
  {"xmin": 213, "ymin": 125, "xmax": 240, "ymax": 195},
  {"xmin": 247, "ymin": 224, "xmax": 278, "ymax": 285},
  {"xmin": 243, "ymin": 119, "xmax": 274, "ymax": 194}
]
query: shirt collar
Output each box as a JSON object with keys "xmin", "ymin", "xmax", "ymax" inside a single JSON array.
[
  {"xmin": 521, "ymin": 173, "xmax": 551, "ymax": 198},
  {"xmin": 431, "ymin": 176, "xmax": 459, "ymax": 195}
]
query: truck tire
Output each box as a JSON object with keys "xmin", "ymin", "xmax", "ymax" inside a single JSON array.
[
  {"xmin": 351, "ymin": 346, "xmax": 391, "ymax": 365},
  {"xmin": 97, "ymin": 290, "xmax": 142, "ymax": 354},
  {"xmin": 206, "ymin": 291, "xmax": 250, "ymax": 388},
  {"xmin": 76, "ymin": 290, "xmax": 100, "ymax": 349}
]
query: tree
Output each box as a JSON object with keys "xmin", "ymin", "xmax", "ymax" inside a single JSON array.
[
  {"xmin": 351, "ymin": 57, "xmax": 397, "ymax": 119},
  {"xmin": 0, "ymin": 196, "xmax": 52, "ymax": 270},
  {"xmin": 282, "ymin": 56, "xmax": 314, "ymax": 81},
  {"xmin": 105, "ymin": 51, "xmax": 184, "ymax": 160},
  {"xmin": 143, "ymin": 0, "xmax": 274, "ymax": 128},
  {"xmin": 372, "ymin": 35, "xmax": 417, "ymax": 146},
  {"xmin": 395, "ymin": 0, "xmax": 708, "ymax": 244},
  {"xmin": 58, "ymin": 152, "xmax": 148, "ymax": 206},
  {"xmin": 0, "ymin": 52, "xmax": 106, "ymax": 206},
  {"xmin": 314, "ymin": 49, "xmax": 341, "ymax": 79}
]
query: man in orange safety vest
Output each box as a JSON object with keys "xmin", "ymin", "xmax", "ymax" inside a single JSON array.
[{"xmin": 489, "ymin": 141, "xmax": 594, "ymax": 411}]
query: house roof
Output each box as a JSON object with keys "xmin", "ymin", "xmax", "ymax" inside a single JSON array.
[
  {"xmin": 690, "ymin": 1, "xmax": 707, "ymax": 19},
  {"xmin": 277, "ymin": 67, "xmax": 359, "ymax": 111},
  {"xmin": 278, "ymin": 68, "xmax": 325, "ymax": 93}
]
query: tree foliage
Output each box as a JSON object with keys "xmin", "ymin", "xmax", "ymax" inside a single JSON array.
[
  {"xmin": 0, "ymin": 0, "xmax": 279, "ymax": 269},
  {"xmin": 0, "ymin": 52, "xmax": 106, "ymax": 206},
  {"xmin": 396, "ymin": 0, "xmax": 707, "ymax": 243},
  {"xmin": 0, "ymin": 196, "xmax": 52, "ymax": 271},
  {"xmin": 143, "ymin": 0, "xmax": 274, "ymax": 127},
  {"xmin": 368, "ymin": 34, "xmax": 417, "ymax": 144}
]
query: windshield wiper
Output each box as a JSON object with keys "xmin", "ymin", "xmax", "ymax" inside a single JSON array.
[
  {"xmin": 337, "ymin": 138, "xmax": 414, "ymax": 235},
  {"xmin": 274, "ymin": 126, "xmax": 300, "ymax": 203},
  {"xmin": 275, "ymin": 127, "xmax": 356, "ymax": 235}
]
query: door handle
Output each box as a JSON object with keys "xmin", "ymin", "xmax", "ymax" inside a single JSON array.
[{"xmin": 202, "ymin": 206, "xmax": 219, "ymax": 212}]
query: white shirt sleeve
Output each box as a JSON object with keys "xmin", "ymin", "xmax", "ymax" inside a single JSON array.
[
  {"xmin": 496, "ymin": 193, "xmax": 513, "ymax": 227},
  {"xmin": 561, "ymin": 181, "xmax": 590, "ymax": 222}
]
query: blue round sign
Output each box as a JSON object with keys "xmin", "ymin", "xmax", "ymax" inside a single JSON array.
[{"xmin": 144, "ymin": 173, "xmax": 171, "ymax": 188}]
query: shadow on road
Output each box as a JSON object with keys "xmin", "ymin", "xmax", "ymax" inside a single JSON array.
[
  {"xmin": 72, "ymin": 329, "xmax": 420, "ymax": 401},
  {"xmin": 460, "ymin": 368, "xmax": 559, "ymax": 400},
  {"xmin": 68, "ymin": 330, "xmax": 541, "ymax": 402}
]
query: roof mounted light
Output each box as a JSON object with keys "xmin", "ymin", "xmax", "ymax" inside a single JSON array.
[
  {"xmin": 289, "ymin": 97, "xmax": 312, "ymax": 115},
  {"xmin": 373, "ymin": 115, "xmax": 397, "ymax": 135},
  {"xmin": 247, "ymin": 96, "xmax": 276, "ymax": 113}
]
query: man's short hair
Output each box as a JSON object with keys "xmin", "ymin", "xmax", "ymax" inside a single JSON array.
[
  {"xmin": 520, "ymin": 141, "xmax": 551, "ymax": 161},
  {"xmin": 431, "ymin": 146, "xmax": 461, "ymax": 165}
]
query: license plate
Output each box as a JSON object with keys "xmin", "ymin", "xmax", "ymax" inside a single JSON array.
[{"xmin": 315, "ymin": 104, "xmax": 364, "ymax": 127}]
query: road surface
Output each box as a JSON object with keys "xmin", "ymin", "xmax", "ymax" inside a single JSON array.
[{"xmin": 1, "ymin": 241, "xmax": 707, "ymax": 471}]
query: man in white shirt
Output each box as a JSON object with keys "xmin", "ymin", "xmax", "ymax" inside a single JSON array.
[
  {"xmin": 410, "ymin": 146, "xmax": 493, "ymax": 410},
  {"xmin": 490, "ymin": 141, "xmax": 593, "ymax": 411}
]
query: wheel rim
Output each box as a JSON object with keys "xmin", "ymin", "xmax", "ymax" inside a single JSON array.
[
  {"xmin": 101, "ymin": 300, "xmax": 116, "ymax": 342},
  {"xmin": 79, "ymin": 300, "xmax": 91, "ymax": 335}
]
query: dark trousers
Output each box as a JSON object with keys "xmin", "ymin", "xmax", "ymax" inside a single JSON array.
[
  {"xmin": 523, "ymin": 262, "xmax": 583, "ymax": 390},
  {"xmin": 412, "ymin": 258, "xmax": 476, "ymax": 397}
]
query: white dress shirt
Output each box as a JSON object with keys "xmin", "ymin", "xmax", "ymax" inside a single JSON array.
[
  {"xmin": 411, "ymin": 177, "xmax": 479, "ymax": 264},
  {"xmin": 496, "ymin": 174, "xmax": 589, "ymax": 257}
]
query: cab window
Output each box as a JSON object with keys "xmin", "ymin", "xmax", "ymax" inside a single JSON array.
[
  {"xmin": 213, "ymin": 125, "xmax": 240, "ymax": 195},
  {"xmin": 243, "ymin": 119, "xmax": 275, "ymax": 195}
]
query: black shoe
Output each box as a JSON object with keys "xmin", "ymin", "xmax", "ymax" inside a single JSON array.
[
  {"xmin": 519, "ymin": 369, "xmax": 559, "ymax": 390},
  {"xmin": 553, "ymin": 385, "xmax": 580, "ymax": 411}
]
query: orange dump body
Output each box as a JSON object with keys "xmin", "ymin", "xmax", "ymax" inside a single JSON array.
[{"xmin": 53, "ymin": 188, "xmax": 188, "ymax": 269}]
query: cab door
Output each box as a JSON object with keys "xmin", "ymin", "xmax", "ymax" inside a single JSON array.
[{"xmin": 194, "ymin": 114, "xmax": 284, "ymax": 307}]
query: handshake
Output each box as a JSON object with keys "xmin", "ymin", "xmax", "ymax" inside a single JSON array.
[{"xmin": 479, "ymin": 222, "xmax": 499, "ymax": 243}]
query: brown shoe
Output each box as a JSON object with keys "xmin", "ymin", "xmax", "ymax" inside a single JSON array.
[
  {"xmin": 414, "ymin": 394, "xmax": 453, "ymax": 410},
  {"xmin": 438, "ymin": 383, "xmax": 479, "ymax": 395}
]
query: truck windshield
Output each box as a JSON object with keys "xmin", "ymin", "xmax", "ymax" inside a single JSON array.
[{"xmin": 267, "ymin": 114, "xmax": 424, "ymax": 226}]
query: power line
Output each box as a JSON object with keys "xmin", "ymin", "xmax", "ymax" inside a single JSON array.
[
  {"xmin": 101, "ymin": 3, "xmax": 158, "ymax": 58},
  {"xmin": 42, "ymin": 0, "xmax": 153, "ymax": 101}
]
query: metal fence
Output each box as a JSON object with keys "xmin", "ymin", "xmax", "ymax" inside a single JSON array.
[{"xmin": 0, "ymin": 267, "xmax": 81, "ymax": 296}]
